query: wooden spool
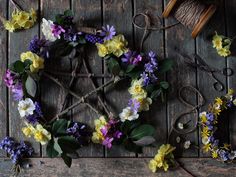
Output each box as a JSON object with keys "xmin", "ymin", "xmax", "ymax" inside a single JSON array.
[{"xmin": 162, "ymin": 0, "xmax": 217, "ymax": 38}]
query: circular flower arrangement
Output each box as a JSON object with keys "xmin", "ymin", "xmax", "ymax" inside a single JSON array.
[
  {"xmin": 200, "ymin": 89, "xmax": 236, "ymax": 161},
  {"xmin": 4, "ymin": 10, "xmax": 173, "ymax": 168}
]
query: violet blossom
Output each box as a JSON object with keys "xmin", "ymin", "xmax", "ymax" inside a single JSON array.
[
  {"xmin": 122, "ymin": 51, "xmax": 142, "ymax": 65},
  {"xmin": 101, "ymin": 25, "xmax": 116, "ymax": 41},
  {"xmin": 51, "ymin": 24, "xmax": 65, "ymax": 39}
]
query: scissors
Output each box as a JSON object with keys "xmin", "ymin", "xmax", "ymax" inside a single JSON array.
[{"xmin": 182, "ymin": 54, "xmax": 233, "ymax": 92}]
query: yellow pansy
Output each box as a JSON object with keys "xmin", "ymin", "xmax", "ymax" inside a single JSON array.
[
  {"xmin": 217, "ymin": 47, "xmax": 231, "ymax": 57},
  {"xmin": 212, "ymin": 34, "xmax": 223, "ymax": 50},
  {"xmin": 128, "ymin": 79, "xmax": 147, "ymax": 98},
  {"xmin": 96, "ymin": 43, "xmax": 109, "ymax": 57},
  {"xmin": 33, "ymin": 124, "xmax": 51, "ymax": 145},
  {"xmin": 21, "ymin": 51, "xmax": 44, "ymax": 72},
  {"xmin": 212, "ymin": 150, "xmax": 218, "ymax": 158},
  {"xmin": 148, "ymin": 159, "xmax": 157, "ymax": 173},
  {"xmin": 136, "ymin": 97, "xmax": 152, "ymax": 112}
]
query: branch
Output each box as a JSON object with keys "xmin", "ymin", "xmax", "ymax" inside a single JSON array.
[{"xmin": 45, "ymin": 71, "xmax": 112, "ymax": 78}]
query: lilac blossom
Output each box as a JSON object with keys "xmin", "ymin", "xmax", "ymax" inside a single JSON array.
[{"xmin": 101, "ymin": 25, "xmax": 116, "ymax": 41}]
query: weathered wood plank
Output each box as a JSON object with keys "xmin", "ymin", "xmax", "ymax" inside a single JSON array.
[
  {"xmin": 0, "ymin": 0, "xmax": 8, "ymax": 157},
  {"xmin": 134, "ymin": 0, "xmax": 166, "ymax": 157},
  {"xmin": 164, "ymin": 0, "xmax": 198, "ymax": 157},
  {"xmin": 0, "ymin": 158, "xmax": 235, "ymax": 177},
  {"xmin": 225, "ymin": 0, "xmax": 236, "ymax": 149},
  {"xmin": 71, "ymin": 0, "xmax": 103, "ymax": 157},
  {"xmin": 196, "ymin": 0, "xmax": 227, "ymax": 157},
  {"xmin": 103, "ymin": 0, "xmax": 135, "ymax": 157},
  {"xmin": 8, "ymin": 0, "xmax": 40, "ymax": 156},
  {"xmin": 40, "ymin": 0, "xmax": 71, "ymax": 157}
]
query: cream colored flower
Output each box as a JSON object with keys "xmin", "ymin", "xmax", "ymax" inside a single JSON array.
[
  {"xmin": 41, "ymin": 18, "xmax": 57, "ymax": 41},
  {"xmin": 128, "ymin": 78, "xmax": 147, "ymax": 98},
  {"xmin": 18, "ymin": 98, "xmax": 35, "ymax": 117},
  {"xmin": 119, "ymin": 107, "xmax": 139, "ymax": 122}
]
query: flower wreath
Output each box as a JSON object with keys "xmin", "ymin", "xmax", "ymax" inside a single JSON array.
[
  {"xmin": 3, "ymin": 10, "xmax": 173, "ymax": 168},
  {"xmin": 200, "ymin": 89, "xmax": 236, "ymax": 162}
]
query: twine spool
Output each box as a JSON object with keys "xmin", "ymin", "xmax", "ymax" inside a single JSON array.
[{"xmin": 163, "ymin": 0, "xmax": 217, "ymax": 38}]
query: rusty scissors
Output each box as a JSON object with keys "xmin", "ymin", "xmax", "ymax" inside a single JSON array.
[{"xmin": 183, "ymin": 54, "xmax": 233, "ymax": 92}]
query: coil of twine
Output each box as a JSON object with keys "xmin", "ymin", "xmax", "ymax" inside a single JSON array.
[{"xmin": 163, "ymin": 0, "xmax": 217, "ymax": 38}]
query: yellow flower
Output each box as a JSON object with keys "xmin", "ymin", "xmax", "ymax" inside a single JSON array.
[
  {"xmin": 96, "ymin": 43, "xmax": 109, "ymax": 57},
  {"xmin": 92, "ymin": 132, "xmax": 104, "ymax": 143},
  {"xmin": 212, "ymin": 150, "xmax": 218, "ymax": 158},
  {"xmin": 217, "ymin": 47, "xmax": 231, "ymax": 57},
  {"xmin": 162, "ymin": 161, "xmax": 169, "ymax": 172},
  {"xmin": 14, "ymin": 11, "xmax": 30, "ymax": 27},
  {"xmin": 212, "ymin": 34, "xmax": 223, "ymax": 50},
  {"xmin": 201, "ymin": 126, "xmax": 210, "ymax": 138},
  {"xmin": 33, "ymin": 124, "xmax": 51, "ymax": 145},
  {"xmin": 3, "ymin": 21, "xmax": 16, "ymax": 32},
  {"xmin": 128, "ymin": 79, "xmax": 147, "ymax": 98},
  {"xmin": 215, "ymin": 97, "xmax": 223, "ymax": 106},
  {"xmin": 148, "ymin": 159, "xmax": 157, "ymax": 173},
  {"xmin": 228, "ymin": 89, "xmax": 234, "ymax": 95},
  {"xmin": 212, "ymin": 107, "xmax": 221, "ymax": 116},
  {"xmin": 21, "ymin": 51, "xmax": 44, "ymax": 72},
  {"xmin": 223, "ymin": 143, "xmax": 231, "ymax": 150},
  {"xmin": 30, "ymin": 8, "xmax": 37, "ymax": 22},
  {"xmin": 136, "ymin": 97, "xmax": 152, "ymax": 111},
  {"xmin": 94, "ymin": 116, "xmax": 107, "ymax": 130},
  {"xmin": 22, "ymin": 122, "xmax": 35, "ymax": 137},
  {"xmin": 92, "ymin": 116, "xmax": 107, "ymax": 144},
  {"xmin": 203, "ymin": 143, "xmax": 211, "ymax": 152}
]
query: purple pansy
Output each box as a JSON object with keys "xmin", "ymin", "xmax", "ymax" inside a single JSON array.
[
  {"xmin": 101, "ymin": 25, "xmax": 116, "ymax": 41},
  {"xmin": 51, "ymin": 24, "xmax": 65, "ymax": 38}
]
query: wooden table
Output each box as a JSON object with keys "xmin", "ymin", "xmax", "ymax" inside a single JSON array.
[{"xmin": 0, "ymin": 0, "xmax": 236, "ymax": 176}]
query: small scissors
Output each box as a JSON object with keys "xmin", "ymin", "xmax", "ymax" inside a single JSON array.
[{"xmin": 182, "ymin": 54, "xmax": 233, "ymax": 92}]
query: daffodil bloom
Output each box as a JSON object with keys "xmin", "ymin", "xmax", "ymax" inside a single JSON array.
[
  {"xmin": 21, "ymin": 51, "xmax": 44, "ymax": 72},
  {"xmin": 33, "ymin": 124, "xmax": 51, "ymax": 145},
  {"xmin": 212, "ymin": 33, "xmax": 223, "ymax": 50},
  {"xmin": 128, "ymin": 79, "xmax": 147, "ymax": 98}
]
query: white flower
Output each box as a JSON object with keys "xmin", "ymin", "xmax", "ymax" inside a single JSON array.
[
  {"xmin": 176, "ymin": 136, "xmax": 181, "ymax": 143},
  {"xmin": 184, "ymin": 140, "xmax": 191, "ymax": 149},
  {"xmin": 119, "ymin": 107, "xmax": 139, "ymax": 122},
  {"xmin": 41, "ymin": 18, "xmax": 57, "ymax": 41},
  {"xmin": 202, "ymin": 137, "xmax": 210, "ymax": 145},
  {"xmin": 177, "ymin": 122, "xmax": 184, "ymax": 130},
  {"xmin": 18, "ymin": 98, "xmax": 35, "ymax": 117},
  {"xmin": 199, "ymin": 111, "xmax": 206, "ymax": 118}
]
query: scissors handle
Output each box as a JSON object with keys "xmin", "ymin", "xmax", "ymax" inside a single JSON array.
[
  {"xmin": 211, "ymin": 72, "xmax": 225, "ymax": 91},
  {"xmin": 222, "ymin": 68, "xmax": 234, "ymax": 76}
]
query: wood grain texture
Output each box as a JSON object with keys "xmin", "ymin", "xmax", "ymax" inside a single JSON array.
[
  {"xmin": 40, "ymin": 0, "xmax": 71, "ymax": 157},
  {"xmin": 8, "ymin": 0, "xmax": 41, "ymax": 156},
  {"xmin": 1, "ymin": 158, "xmax": 236, "ymax": 177},
  {"xmin": 72, "ymin": 0, "xmax": 103, "ymax": 157},
  {"xmin": 103, "ymin": 0, "xmax": 135, "ymax": 157},
  {"xmin": 196, "ymin": 0, "xmax": 227, "ymax": 157},
  {"xmin": 225, "ymin": 0, "xmax": 236, "ymax": 149},
  {"xmin": 133, "ymin": 0, "xmax": 167, "ymax": 157},
  {"xmin": 164, "ymin": 0, "xmax": 198, "ymax": 157},
  {"xmin": 0, "ymin": 0, "xmax": 7, "ymax": 157}
]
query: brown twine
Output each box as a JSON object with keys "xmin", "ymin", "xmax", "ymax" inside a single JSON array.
[
  {"xmin": 132, "ymin": 10, "xmax": 179, "ymax": 51},
  {"xmin": 173, "ymin": 0, "xmax": 207, "ymax": 29},
  {"xmin": 168, "ymin": 85, "xmax": 205, "ymax": 141}
]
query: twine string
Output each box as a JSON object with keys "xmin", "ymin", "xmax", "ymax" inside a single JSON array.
[{"xmin": 168, "ymin": 85, "xmax": 205, "ymax": 141}]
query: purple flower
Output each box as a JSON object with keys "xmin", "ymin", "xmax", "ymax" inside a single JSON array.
[
  {"xmin": 0, "ymin": 137, "xmax": 33, "ymax": 164},
  {"xmin": 29, "ymin": 36, "xmax": 47, "ymax": 55},
  {"xmin": 102, "ymin": 137, "xmax": 114, "ymax": 149},
  {"xmin": 144, "ymin": 63, "xmax": 155, "ymax": 73},
  {"xmin": 25, "ymin": 102, "xmax": 43, "ymax": 125},
  {"xmin": 11, "ymin": 83, "xmax": 23, "ymax": 101},
  {"xmin": 4, "ymin": 69, "xmax": 15, "ymax": 88},
  {"xmin": 64, "ymin": 28, "xmax": 82, "ymax": 42},
  {"xmin": 85, "ymin": 34, "xmax": 103, "ymax": 44},
  {"xmin": 206, "ymin": 113, "xmax": 214, "ymax": 122},
  {"xmin": 128, "ymin": 98, "xmax": 140, "ymax": 112},
  {"xmin": 51, "ymin": 24, "xmax": 65, "ymax": 38},
  {"xmin": 101, "ymin": 25, "xmax": 116, "ymax": 41},
  {"xmin": 148, "ymin": 51, "xmax": 156, "ymax": 59},
  {"xmin": 219, "ymin": 150, "xmax": 229, "ymax": 161},
  {"xmin": 141, "ymin": 72, "xmax": 150, "ymax": 86},
  {"xmin": 100, "ymin": 126, "xmax": 108, "ymax": 137},
  {"xmin": 113, "ymin": 131, "xmax": 122, "ymax": 139},
  {"xmin": 122, "ymin": 51, "xmax": 142, "ymax": 65}
]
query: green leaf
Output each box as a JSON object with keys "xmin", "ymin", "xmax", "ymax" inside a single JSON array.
[
  {"xmin": 125, "ymin": 65, "xmax": 135, "ymax": 73},
  {"xmin": 133, "ymin": 136, "xmax": 156, "ymax": 146},
  {"xmin": 64, "ymin": 10, "xmax": 73, "ymax": 17},
  {"xmin": 151, "ymin": 89, "xmax": 162, "ymax": 99},
  {"xmin": 58, "ymin": 136, "xmax": 81, "ymax": 153},
  {"xmin": 46, "ymin": 140, "xmax": 59, "ymax": 158},
  {"xmin": 160, "ymin": 81, "xmax": 169, "ymax": 89},
  {"xmin": 159, "ymin": 59, "xmax": 174, "ymax": 73},
  {"xmin": 13, "ymin": 61, "xmax": 25, "ymax": 73},
  {"xmin": 52, "ymin": 119, "xmax": 69, "ymax": 136},
  {"xmin": 54, "ymin": 139, "xmax": 63, "ymax": 154},
  {"xmin": 130, "ymin": 124, "xmax": 155, "ymax": 140},
  {"xmin": 120, "ymin": 120, "xmax": 141, "ymax": 135},
  {"xmin": 25, "ymin": 76, "xmax": 37, "ymax": 97},
  {"xmin": 106, "ymin": 58, "xmax": 120, "ymax": 75},
  {"xmin": 61, "ymin": 153, "xmax": 72, "ymax": 168}
]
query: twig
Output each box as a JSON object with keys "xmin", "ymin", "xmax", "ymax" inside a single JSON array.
[
  {"xmin": 43, "ymin": 72, "xmax": 99, "ymax": 115},
  {"xmin": 10, "ymin": 0, "xmax": 23, "ymax": 11},
  {"xmin": 82, "ymin": 56, "xmax": 111, "ymax": 116},
  {"xmin": 45, "ymin": 71, "xmax": 113, "ymax": 78},
  {"xmin": 51, "ymin": 77, "xmax": 117, "ymax": 122}
]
